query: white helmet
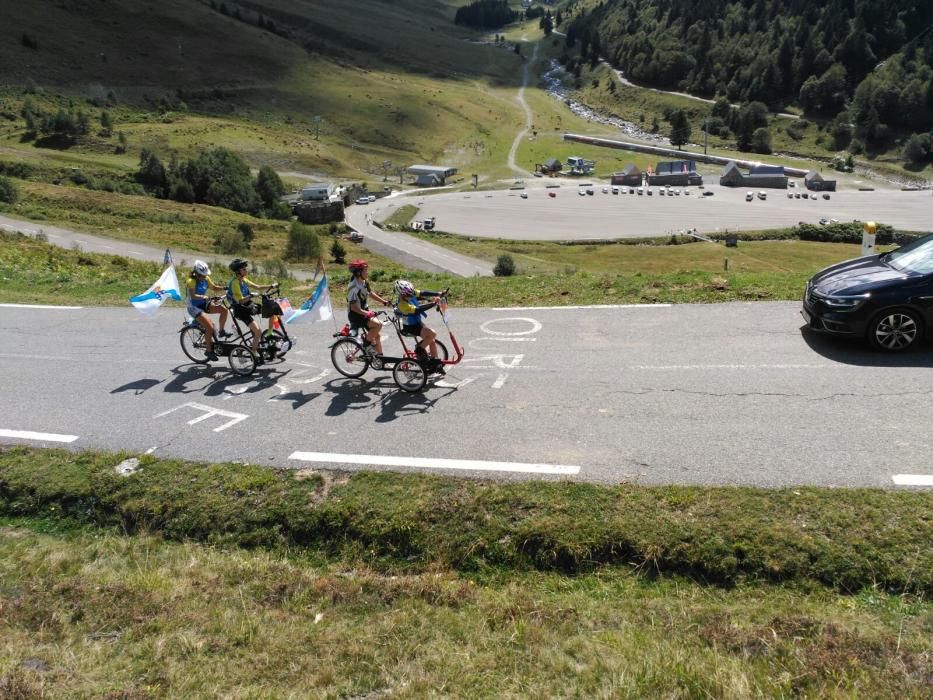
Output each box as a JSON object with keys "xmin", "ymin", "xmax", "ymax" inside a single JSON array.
[
  {"xmin": 193, "ymin": 260, "xmax": 210, "ymax": 276},
  {"xmin": 394, "ymin": 279, "xmax": 415, "ymax": 297}
]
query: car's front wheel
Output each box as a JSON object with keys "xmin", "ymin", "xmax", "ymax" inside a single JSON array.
[{"xmin": 868, "ymin": 308, "xmax": 923, "ymax": 352}]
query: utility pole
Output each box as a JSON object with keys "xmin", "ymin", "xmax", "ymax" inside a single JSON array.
[
  {"xmin": 704, "ymin": 117, "xmax": 709, "ymax": 156},
  {"xmin": 382, "ymin": 160, "xmax": 392, "ymax": 182}
]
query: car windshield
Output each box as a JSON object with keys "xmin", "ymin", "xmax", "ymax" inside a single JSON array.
[{"xmin": 884, "ymin": 234, "xmax": 933, "ymax": 274}]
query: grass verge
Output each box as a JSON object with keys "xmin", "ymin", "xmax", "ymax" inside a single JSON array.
[
  {"xmin": 1, "ymin": 447, "xmax": 930, "ymax": 594},
  {"xmin": 1, "ymin": 516, "xmax": 929, "ymax": 698},
  {"xmin": 0, "ymin": 225, "xmax": 879, "ymax": 308}
]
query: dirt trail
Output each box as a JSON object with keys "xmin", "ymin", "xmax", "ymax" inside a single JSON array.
[{"xmin": 507, "ymin": 40, "xmax": 540, "ymax": 177}]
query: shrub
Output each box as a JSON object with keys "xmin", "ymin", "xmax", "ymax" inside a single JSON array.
[
  {"xmin": 213, "ymin": 229, "xmax": 247, "ymax": 255},
  {"xmin": 330, "ymin": 239, "xmax": 347, "ymax": 264},
  {"xmin": 493, "ymin": 254, "xmax": 516, "ymax": 277},
  {"xmin": 0, "ymin": 175, "xmax": 18, "ymax": 204},
  {"xmin": 236, "ymin": 222, "xmax": 254, "ymax": 246},
  {"xmin": 285, "ymin": 221, "xmax": 321, "ymax": 261}
]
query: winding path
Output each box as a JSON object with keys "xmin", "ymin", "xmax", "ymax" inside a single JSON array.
[{"xmin": 507, "ymin": 40, "xmax": 540, "ymax": 176}]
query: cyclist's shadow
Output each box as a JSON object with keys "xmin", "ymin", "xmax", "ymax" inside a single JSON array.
[
  {"xmin": 375, "ymin": 381, "xmax": 458, "ymax": 423},
  {"xmin": 163, "ymin": 363, "xmax": 289, "ymax": 398},
  {"xmin": 322, "ymin": 377, "xmax": 389, "ymax": 416}
]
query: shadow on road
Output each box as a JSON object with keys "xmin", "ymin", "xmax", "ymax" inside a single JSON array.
[
  {"xmin": 800, "ymin": 327, "xmax": 933, "ymax": 368},
  {"xmin": 110, "ymin": 378, "xmax": 163, "ymax": 395}
]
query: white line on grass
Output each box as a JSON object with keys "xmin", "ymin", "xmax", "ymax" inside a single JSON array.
[
  {"xmin": 289, "ymin": 451, "xmax": 580, "ymax": 475},
  {"xmin": 0, "ymin": 303, "xmax": 83, "ymax": 310},
  {"xmin": 0, "ymin": 429, "xmax": 78, "ymax": 443},
  {"xmin": 892, "ymin": 474, "xmax": 933, "ymax": 486}
]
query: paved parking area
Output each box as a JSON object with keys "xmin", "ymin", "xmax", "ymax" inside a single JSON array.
[{"xmin": 411, "ymin": 185, "xmax": 932, "ymax": 240}]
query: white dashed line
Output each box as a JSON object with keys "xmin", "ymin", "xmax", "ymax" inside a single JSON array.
[
  {"xmin": 892, "ymin": 474, "xmax": 933, "ymax": 486},
  {"xmin": 289, "ymin": 451, "xmax": 580, "ymax": 475},
  {"xmin": 0, "ymin": 429, "xmax": 78, "ymax": 443},
  {"xmin": 0, "ymin": 303, "xmax": 83, "ymax": 310}
]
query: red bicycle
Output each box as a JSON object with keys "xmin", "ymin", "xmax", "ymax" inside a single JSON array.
[{"xmin": 329, "ymin": 295, "xmax": 464, "ymax": 392}]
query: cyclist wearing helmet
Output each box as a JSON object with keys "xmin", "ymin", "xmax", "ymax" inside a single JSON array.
[
  {"xmin": 185, "ymin": 260, "xmax": 228, "ymax": 362},
  {"xmin": 347, "ymin": 259, "xmax": 389, "ymax": 356},
  {"xmin": 394, "ymin": 279, "xmax": 448, "ymax": 371},
  {"xmin": 227, "ymin": 258, "xmax": 275, "ymax": 362}
]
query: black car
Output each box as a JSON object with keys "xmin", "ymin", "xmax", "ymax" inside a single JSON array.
[{"xmin": 802, "ymin": 234, "xmax": 933, "ymax": 351}]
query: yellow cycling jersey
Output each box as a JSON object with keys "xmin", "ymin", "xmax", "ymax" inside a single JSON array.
[{"xmin": 228, "ymin": 276, "xmax": 260, "ymax": 304}]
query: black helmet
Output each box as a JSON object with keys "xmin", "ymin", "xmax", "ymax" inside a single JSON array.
[{"xmin": 228, "ymin": 258, "xmax": 248, "ymax": 272}]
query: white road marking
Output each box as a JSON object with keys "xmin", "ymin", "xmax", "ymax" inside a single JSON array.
[
  {"xmin": 892, "ymin": 474, "xmax": 933, "ymax": 486},
  {"xmin": 0, "ymin": 429, "xmax": 78, "ymax": 443},
  {"xmin": 289, "ymin": 451, "xmax": 580, "ymax": 475},
  {"xmin": 492, "ymin": 373, "xmax": 509, "ymax": 389},
  {"xmin": 154, "ymin": 402, "xmax": 248, "ymax": 432},
  {"xmin": 492, "ymin": 303, "xmax": 672, "ymax": 311},
  {"xmin": 145, "ymin": 447, "xmax": 157, "ymax": 454},
  {"xmin": 0, "ymin": 303, "xmax": 83, "ymax": 310},
  {"xmin": 627, "ymin": 363, "xmax": 837, "ymax": 370},
  {"xmin": 74, "ymin": 239, "xmax": 88, "ymax": 245}
]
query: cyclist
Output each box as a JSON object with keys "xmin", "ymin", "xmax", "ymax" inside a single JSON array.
[
  {"xmin": 227, "ymin": 258, "xmax": 275, "ymax": 363},
  {"xmin": 185, "ymin": 260, "xmax": 228, "ymax": 362},
  {"xmin": 394, "ymin": 279, "xmax": 448, "ymax": 373},
  {"xmin": 347, "ymin": 259, "xmax": 390, "ymax": 356}
]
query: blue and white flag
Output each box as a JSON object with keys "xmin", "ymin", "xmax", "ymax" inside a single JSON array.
[
  {"xmin": 129, "ymin": 264, "xmax": 182, "ymax": 316},
  {"xmin": 285, "ymin": 273, "xmax": 333, "ymax": 324}
]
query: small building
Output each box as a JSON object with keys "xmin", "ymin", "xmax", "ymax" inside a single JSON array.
[
  {"xmin": 566, "ymin": 155, "xmax": 595, "ymax": 175},
  {"xmin": 611, "ymin": 163, "xmax": 643, "ymax": 187},
  {"xmin": 539, "ymin": 157, "xmax": 562, "ymax": 174},
  {"xmin": 805, "ymin": 170, "xmax": 837, "ymax": 192},
  {"xmin": 407, "ymin": 165, "xmax": 458, "ymax": 187},
  {"xmin": 648, "ymin": 160, "xmax": 702, "ymax": 186},
  {"xmin": 300, "ymin": 183, "xmax": 334, "ymax": 201},
  {"xmin": 719, "ymin": 161, "xmax": 787, "ymax": 188}
]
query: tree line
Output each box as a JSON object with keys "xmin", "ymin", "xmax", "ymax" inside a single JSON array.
[
  {"xmin": 566, "ymin": 0, "xmax": 933, "ymax": 164},
  {"xmin": 136, "ymin": 148, "xmax": 291, "ymax": 219},
  {"xmin": 454, "ymin": 1, "xmax": 516, "ymax": 30}
]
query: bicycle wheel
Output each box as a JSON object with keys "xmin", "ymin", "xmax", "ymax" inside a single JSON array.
[
  {"xmin": 393, "ymin": 358, "xmax": 426, "ymax": 393},
  {"xmin": 330, "ymin": 338, "xmax": 370, "ymax": 378},
  {"xmin": 228, "ymin": 346, "xmax": 256, "ymax": 376},
  {"xmin": 270, "ymin": 330, "xmax": 293, "ymax": 357},
  {"xmin": 180, "ymin": 325, "xmax": 209, "ymax": 363},
  {"xmin": 434, "ymin": 339, "xmax": 450, "ymax": 362}
]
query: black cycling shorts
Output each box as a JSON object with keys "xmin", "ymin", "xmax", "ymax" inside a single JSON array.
[
  {"xmin": 233, "ymin": 302, "xmax": 257, "ymax": 325},
  {"xmin": 400, "ymin": 323, "xmax": 423, "ymax": 337},
  {"xmin": 348, "ymin": 310, "xmax": 371, "ymax": 330}
]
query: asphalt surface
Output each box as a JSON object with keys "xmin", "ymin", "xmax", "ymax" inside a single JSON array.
[
  {"xmin": 2, "ymin": 301, "xmax": 931, "ymax": 488},
  {"xmin": 401, "ymin": 185, "xmax": 933, "ymax": 241}
]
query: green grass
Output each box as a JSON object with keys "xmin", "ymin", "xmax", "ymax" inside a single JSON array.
[
  {"xmin": 1, "ymin": 516, "xmax": 929, "ymax": 698},
  {"xmin": 0, "ymin": 446, "xmax": 930, "ymax": 695},
  {"xmin": 1, "ymin": 447, "xmax": 930, "ymax": 593},
  {"xmin": 0, "ymin": 224, "xmax": 893, "ymax": 308},
  {"xmin": 380, "ymin": 203, "xmax": 420, "ymax": 228}
]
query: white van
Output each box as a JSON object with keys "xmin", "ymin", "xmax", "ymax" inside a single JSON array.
[
  {"xmin": 746, "ymin": 192, "xmax": 754, "ymax": 201},
  {"xmin": 757, "ymin": 191, "xmax": 767, "ymax": 200}
]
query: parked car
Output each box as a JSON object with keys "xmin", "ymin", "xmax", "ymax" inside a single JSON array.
[
  {"xmin": 659, "ymin": 188, "xmax": 666, "ymax": 196},
  {"xmin": 629, "ymin": 187, "xmax": 635, "ymax": 194},
  {"xmin": 746, "ymin": 191, "xmax": 754, "ymax": 201},
  {"xmin": 520, "ymin": 191, "xmax": 528, "ymax": 199},
  {"xmin": 802, "ymin": 192, "xmax": 809, "ymax": 199},
  {"xmin": 586, "ymin": 188, "xmax": 594, "ymax": 195},
  {"xmin": 602, "ymin": 186, "xmax": 609, "ymax": 194},
  {"xmin": 822, "ymin": 193, "xmax": 831, "ymax": 200},
  {"xmin": 355, "ymin": 197, "xmax": 370, "ymax": 205},
  {"xmin": 794, "ymin": 192, "xmax": 801, "ymax": 199},
  {"xmin": 348, "ymin": 229, "xmax": 364, "ymax": 242},
  {"xmin": 702, "ymin": 190, "xmax": 714, "ymax": 196},
  {"xmin": 611, "ymin": 186, "xmax": 619, "ymax": 194},
  {"xmin": 757, "ymin": 191, "xmax": 767, "ymax": 200},
  {"xmin": 802, "ymin": 233, "xmax": 933, "ymax": 351},
  {"xmin": 578, "ymin": 189, "xmax": 586, "ymax": 196},
  {"xmin": 788, "ymin": 193, "xmax": 794, "ymax": 198},
  {"xmin": 548, "ymin": 191, "xmax": 556, "ymax": 198}
]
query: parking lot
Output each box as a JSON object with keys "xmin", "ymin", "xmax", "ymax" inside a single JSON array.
[{"xmin": 407, "ymin": 184, "xmax": 932, "ymax": 241}]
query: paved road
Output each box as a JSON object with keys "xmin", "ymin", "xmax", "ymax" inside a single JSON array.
[
  {"xmin": 1, "ymin": 301, "xmax": 930, "ymax": 489},
  {"xmin": 408, "ymin": 185, "xmax": 933, "ymax": 240}
]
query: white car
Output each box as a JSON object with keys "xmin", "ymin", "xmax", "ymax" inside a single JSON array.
[
  {"xmin": 611, "ymin": 186, "xmax": 619, "ymax": 194},
  {"xmin": 355, "ymin": 197, "xmax": 370, "ymax": 205},
  {"xmin": 746, "ymin": 192, "xmax": 754, "ymax": 201},
  {"xmin": 578, "ymin": 189, "xmax": 586, "ymax": 196},
  {"xmin": 602, "ymin": 186, "xmax": 609, "ymax": 194},
  {"xmin": 520, "ymin": 191, "xmax": 528, "ymax": 199},
  {"xmin": 659, "ymin": 188, "xmax": 666, "ymax": 196}
]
